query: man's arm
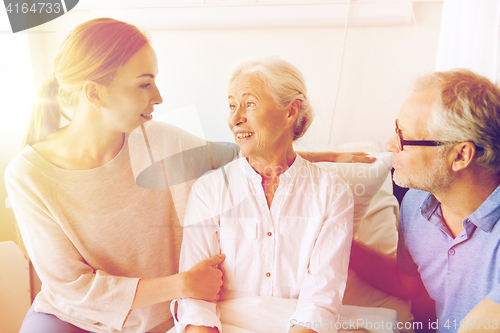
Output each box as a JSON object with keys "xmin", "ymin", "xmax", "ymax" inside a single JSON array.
[
  {"xmin": 208, "ymin": 141, "xmax": 377, "ymax": 166},
  {"xmin": 349, "ymin": 239, "xmax": 425, "ymax": 299},
  {"xmin": 297, "ymin": 151, "xmax": 376, "ymax": 163},
  {"xmin": 457, "ymin": 298, "xmax": 500, "ymax": 333},
  {"xmin": 350, "ymin": 240, "xmax": 438, "ymax": 331}
]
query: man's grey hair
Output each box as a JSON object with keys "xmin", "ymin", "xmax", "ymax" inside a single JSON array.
[{"xmin": 413, "ymin": 69, "xmax": 500, "ymax": 171}]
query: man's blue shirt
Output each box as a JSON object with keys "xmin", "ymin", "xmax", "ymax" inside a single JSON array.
[{"xmin": 397, "ymin": 185, "xmax": 500, "ymax": 332}]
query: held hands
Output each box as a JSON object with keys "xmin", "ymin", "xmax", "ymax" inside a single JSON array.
[{"xmin": 183, "ymin": 254, "xmax": 225, "ymax": 302}]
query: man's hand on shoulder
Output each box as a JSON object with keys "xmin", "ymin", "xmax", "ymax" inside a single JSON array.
[
  {"xmin": 297, "ymin": 151, "xmax": 376, "ymax": 164},
  {"xmin": 349, "ymin": 240, "xmax": 425, "ymax": 299}
]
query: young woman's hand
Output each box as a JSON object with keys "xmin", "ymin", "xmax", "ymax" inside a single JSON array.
[
  {"xmin": 183, "ymin": 254, "xmax": 225, "ymax": 302},
  {"xmin": 131, "ymin": 254, "xmax": 225, "ymax": 309}
]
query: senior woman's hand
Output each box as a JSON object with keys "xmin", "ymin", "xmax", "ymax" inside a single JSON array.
[{"xmin": 297, "ymin": 151, "xmax": 376, "ymax": 164}]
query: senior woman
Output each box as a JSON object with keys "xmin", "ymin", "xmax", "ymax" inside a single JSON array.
[{"xmin": 172, "ymin": 57, "xmax": 354, "ymax": 333}]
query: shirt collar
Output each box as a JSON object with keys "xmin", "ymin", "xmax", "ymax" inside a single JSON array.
[
  {"xmin": 420, "ymin": 183, "xmax": 500, "ymax": 232},
  {"xmin": 420, "ymin": 193, "xmax": 441, "ymax": 221},
  {"xmin": 468, "ymin": 183, "xmax": 500, "ymax": 232},
  {"xmin": 239, "ymin": 153, "xmax": 302, "ymax": 183}
]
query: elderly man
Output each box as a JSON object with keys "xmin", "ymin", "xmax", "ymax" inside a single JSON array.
[{"xmin": 350, "ymin": 69, "xmax": 500, "ymax": 333}]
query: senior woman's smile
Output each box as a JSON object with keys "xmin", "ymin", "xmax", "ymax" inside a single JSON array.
[{"xmin": 235, "ymin": 131, "xmax": 253, "ymax": 139}]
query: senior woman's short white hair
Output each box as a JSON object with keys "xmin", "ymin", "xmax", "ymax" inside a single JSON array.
[{"xmin": 228, "ymin": 56, "xmax": 314, "ymax": 141}]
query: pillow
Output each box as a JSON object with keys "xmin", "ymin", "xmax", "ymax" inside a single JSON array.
[
  {"xmin": 356, "ymin": 172, "xmax": 399, "ymax": 254},
  {"xmin": 295, "ymin": 141, "xmax": 393, "ymax": 235},
  {"xmin": 299, "ymin": 140, "xmax": 400, "ymax": 254},
  {"xmin": 314, "ymin": 152, "xmax": 393, "ymax": 235}
]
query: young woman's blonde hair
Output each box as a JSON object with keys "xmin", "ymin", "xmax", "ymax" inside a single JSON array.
[
  {"xmin": 228, "ymin": 56, "xmax": 314, "ymax": 141},
  {"xmin": 22, "ymin": 18, "xmax": 149, "ymax": 148}
]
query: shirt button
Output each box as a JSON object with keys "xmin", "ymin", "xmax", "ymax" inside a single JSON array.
[
  {"xmin": 465, "ymin": 219, "xmax": 470, "ymax": 223},
  {"xmin": 267, "ymin": 232, "xmax": 272, "ymax": 236},
  {"xmin": 266, "ymin": 272, "xmax": 271, "ymax": 277},
  {"xmin": 449, "ymin": 249, "xmax": 455, "ymax": 255}
]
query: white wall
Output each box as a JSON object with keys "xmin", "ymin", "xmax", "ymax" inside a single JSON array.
[
  {"xmin": 149, "ymin": 2, "xmax": 442, "ymax": 146},
  {"xmin": 0, "ymin": 1, "xmax": 443, "ymax": 244},
  {"xmin": 0, "ymin": 12, "xmax": 33, "ymax": 244}
]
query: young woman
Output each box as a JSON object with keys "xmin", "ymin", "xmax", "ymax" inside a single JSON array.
[{"xmin": 6, "ymin": 18, "xmax": 232, "ymax": 333}]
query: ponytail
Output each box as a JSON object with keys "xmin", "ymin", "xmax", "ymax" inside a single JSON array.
[{"xmin": 22, "ymin": 74, "xmax": 69, "ymax": 148}]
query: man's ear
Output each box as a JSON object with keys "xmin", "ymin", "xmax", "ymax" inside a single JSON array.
[
  {"xmin": 286, "ymin": 99, "xmax": 301, "ymax": 128},
  {"xmin": 451, "ymin": 142, "xmax": 477, "ymax": 172},
  {"xmin": 82, "ymin": 81, "xmax": 104, "ymax": 109}
]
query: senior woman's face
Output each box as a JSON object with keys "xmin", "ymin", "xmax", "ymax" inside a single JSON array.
[{"xmin": 228, "ymin": 74, "xmax": 289, "ymax": 158}]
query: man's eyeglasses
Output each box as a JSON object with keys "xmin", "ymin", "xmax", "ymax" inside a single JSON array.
[
  {"xmin": 394, "ymin": 120, "xmax": 483, "ymax": 152},
  {"xmin": 395, "ymin": 119, "xmax": 446, "ymax": 151}
]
